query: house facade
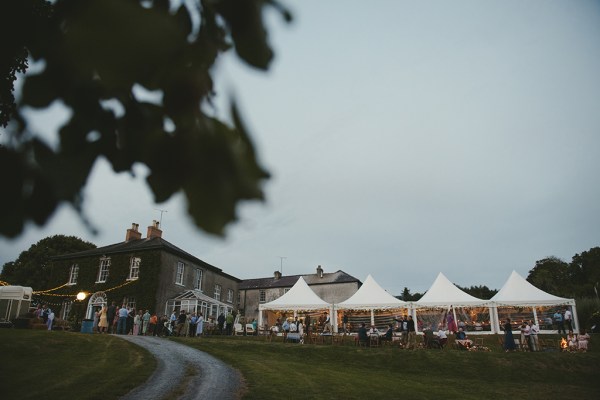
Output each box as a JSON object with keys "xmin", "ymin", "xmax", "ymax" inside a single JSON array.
[
  {"xmin": 50, "ymin": 222, "xmax": 240, "ymax": 320},
  {"xmin": 238, "ymin": 265, "xmax": 361, "ymax": 323}
]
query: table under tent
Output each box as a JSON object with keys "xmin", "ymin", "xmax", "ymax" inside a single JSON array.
[
  {"xmin": 335, "ymin": 274, "xmax": 409, "ymax": 333},
  {"xmin": 258, "ymin": 276, "xmax": 332, "ymax": 335},
  {"xmin": 490, "ymin": 270, "xmax": 579, "ymax": 333},
  {"xmin": 413, "ymin": 272, "xmax": 494, "ymax": 334}
]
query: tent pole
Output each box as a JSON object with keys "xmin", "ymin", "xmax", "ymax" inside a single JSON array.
[
  {"xmin": 333, "ymin": 305, "xmax": 338, "ymax": 333},
  {"xmin": 571, "ymin": 301, "xmax": 580, "ymax": 333},
  {"xmin": 452, "ymin": 306, "xmax": 458, "ymax": 333}
]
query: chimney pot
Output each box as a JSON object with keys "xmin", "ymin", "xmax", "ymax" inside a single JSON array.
[
  {"xmin": 274, "ymin": 271, "xmax": 282, "ymax": 280},
  {"xmin": 147, "ymin": 220, "xmax": 163, "ymax": 239},
  {"xmin": 125, "ymin": 222, "xmax": 142, "ymax": 242}
]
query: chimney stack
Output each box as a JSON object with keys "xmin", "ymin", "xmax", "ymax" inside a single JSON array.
[
  {"xmin": 125, "ymin": 223, "xmax": 141, "ymax": 241},
  {"xmin": 147, "ymin": 220, "xmax": 163, "ymax": 239},
  {"xmin": 274, "ymin": 271, "xmax": 282, "ymax": 280},
  {"xmin": 316, "ymin": 265, "xmax": 323, "ymax": 278}
]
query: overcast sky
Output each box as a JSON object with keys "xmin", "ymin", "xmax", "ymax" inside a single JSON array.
[{"xmin": 1, "ymin": 0, "xmax": 599, "ymax": 295}]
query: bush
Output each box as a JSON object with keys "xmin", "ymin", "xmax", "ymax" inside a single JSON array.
[{"xmin": 575, "ymin": 297, "xmax": 600, "ymax": 330}]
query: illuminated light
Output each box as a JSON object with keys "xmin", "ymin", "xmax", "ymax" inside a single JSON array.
[{"xmin": 77, "ymin": 292, "xmax": 87, "ymax": 301}]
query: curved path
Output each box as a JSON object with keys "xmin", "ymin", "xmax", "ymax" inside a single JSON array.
[{"xmin": 116, "ymin": 335, "xmax": 245, "ymax": 400}]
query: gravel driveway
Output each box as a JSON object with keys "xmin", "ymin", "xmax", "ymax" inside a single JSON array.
[{"xmin": 116, "ymin": 335, "xmax": 245, "ymax": 400}]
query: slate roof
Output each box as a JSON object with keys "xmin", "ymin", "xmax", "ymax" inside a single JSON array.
[
  {"xmin": 51, "ymin": 237, "xmax": 241, "ymax": 282},
  {"xmin": 239, "ymin": 270, "xmax": 361, "ymax": 290}
]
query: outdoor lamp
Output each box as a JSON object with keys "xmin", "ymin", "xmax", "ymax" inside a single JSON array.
[{"xmin": 76, "ymin": 292, "xmax": 87, "ymax": 301}]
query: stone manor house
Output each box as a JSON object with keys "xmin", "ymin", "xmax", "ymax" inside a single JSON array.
[{"xmin": 49, "ymin": 222, "xmax": 361, "ymax": 324}]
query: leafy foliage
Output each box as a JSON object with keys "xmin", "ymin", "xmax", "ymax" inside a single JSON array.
[
  {"xmin": 0, "ymin": 234, "xmax": 95, "ymax": 289},
  {"xmin": 456, "ymin": 284, "xmax": 498, "ymax": 300},
  {"xmin": 0, "ymin": 0, "xmax": 291, "ymax": 238},
  {"xmin": 48, "ymin": 250, "xmax": 162, "ymax": 314},
  {"xmin": 526, "ymin": 248, "xmax": 600, "ymax": 299}
]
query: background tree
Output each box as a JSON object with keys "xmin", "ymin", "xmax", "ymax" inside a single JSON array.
[
  {"xmin": 456, "ymin": 284, "xmax": 498, "ymax": 300},
  {"xmin": 526, "ymin": 256, "xmax": 571, "ymax": 297},
  {"xmin": 0, "ymin": 0, "xmax": 291, "ymax": 238},
  {"xmin": 0, "ymin": 235, "xmax": 96, "ymax": 289},
  {"xmin": 396, "ymin": 287, "xmax": 424, "ymax": 301},
  {"xmin": 569, "ymin": 247, "xmax": 600, "ymax": 298}
]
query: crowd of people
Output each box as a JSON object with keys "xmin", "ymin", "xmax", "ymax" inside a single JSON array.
[
  {"xmin": 502, "ymin": 315, "xmax": 590, "ymax": 353},
  {"xmin": 88, "ymin": 303, "xmax": 257, "ymax": 338}
]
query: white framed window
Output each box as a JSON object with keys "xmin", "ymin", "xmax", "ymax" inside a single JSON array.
[
  {"xmin": 123, "ymin": 296, "xmax": 136, "ymax": 310},
  {"xmin": 175, "ymin": 262, "xmax": 185, "ymax": 286},
  {"xmin": 128, "ymin": 257, "xmax": 140, "ymax": 280},
  {"xmin": 194, "ymin": 269, "xmax": 203, "ymax": 290},
  {"xmin": 259, "ymin": 290, "xmax": 266, "ymax": 303},
  {"xmin": 214, "ymin": 284, "xmax": 221, "ymax": 301},
  {"xmin": 227, "ymin": 289, "xmax": 234, "ymax": 303},
  {"xmin": 68, "ymin": 264, "xmax": 79, "ymax": 285},
  {"xmin": 61, "ymin": 300, "xmax": 72, "ymax": 320},
  {"xmin": 96, "ymin": 257, "xmax": 110, "ymax": 283}
]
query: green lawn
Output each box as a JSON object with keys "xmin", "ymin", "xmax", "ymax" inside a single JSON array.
[
  {"xmin": 1, "ymin": 330, "xmax": 598, "ymax": 400},
  {"xmin": 173, "ymin": 335, "xmax": 600, "ymax": 400},
  {"xmin": 0, "ymin": 329, "xmax": 155, "ymax": 400}
]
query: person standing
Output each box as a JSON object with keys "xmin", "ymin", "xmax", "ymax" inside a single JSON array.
[
  {"xmin": 406, "ymin": 315, "xmax": 416, "ymax": 349},
  {"xmin": 47, "ymin": 309, "xmax": 55, "ymax": 331},
  {"xmin": 225, "ymin": 311, "xmax": 234, "ymax": 336},
  {"xmin": 503, "ymin": 318, "xmax": 516, "ymax": 352},
  {"xmin": 133, "ymin": 310, "xmax": 142, "ymax": 335},
  {"xmin": 342, "ymin": 313, "xmax": 349, "ymax": 334},
  {"xmin": 358, "ymin": 323, "xmax": 369, "ymax": 346},
  {"xmin": 117, "ymin": 304, "xmax": 128, "ymax": 335},
  {"xmin": 196, "ymin": 313, "xmax": 204, "ymax": 336},
  {"xmin": 529, "ymin": 320, "xmax": 539, "ymax": 352},
  {"xmin": 142, "ymin": 310, "xmax": 151, "ymax": 335},
  {"xmin": 93, "ymin": 310, "xmax": 100, "ymax": 333},
  {"xmin": 323, "ymin": 312, "xmax": 332, "ymax": 333},
  {"xmin": 149, "ymin": 314, "xmax": 158, "ymax": 336},
  {"xmin": 217, "ymin": 313, "xmax": 225, "ymax": 334},
  {"xmin": 176, "ymin": 310, "xmax": 187, "ymax": 336},
  {"xmin": 446, "ymin": 311, "xmax": 457, "ymax": 334},
  {"xmin": 521, "ymin": 321, "xmax": 531, "ymax": 351},
  {"xmin": 106, "ymin": 302, "xmax": 117, "ymax": 333},
  {"xmin": 553, "ymin": 309, "xmax": 565, "ymax": 334},
  {"xmin": 564, "ymin": 307, "xmax": 573, "ymax": 332},
  {"xmin": 98, "ymin": 306, "xmax": 109, "ymax": 333}
]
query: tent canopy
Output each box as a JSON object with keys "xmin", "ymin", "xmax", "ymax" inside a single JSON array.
[
  {"xmin": 491, "ymin": 270, "xmax": 575, "ymax": 306},
  {"xmin": 336, "ymin": 274, "xmax": 408, "ymax": 310},
  {"xmin": 259, "ymin": 276, "xmax": 331, "ymax": 311},
  {"xmin": 414, "ymin": 272, "xmax": 490, "ymax": 308}
]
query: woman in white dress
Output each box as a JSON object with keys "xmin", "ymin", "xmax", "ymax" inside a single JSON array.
[{"xmin": 195, "ymin": 313, "xmax": 204, "ymax": 337}]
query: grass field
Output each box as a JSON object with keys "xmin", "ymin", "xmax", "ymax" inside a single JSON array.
[
  {"xmin": 1, "ymin": 330, "xmax": 598, "ymax": 400},
  {"xmin": 0, "ymin": 330, "xmax": 155, "ymax": 400},
  {"xmin": 173, "ymin": 334, "xmax": 600, "ymax": 400}
]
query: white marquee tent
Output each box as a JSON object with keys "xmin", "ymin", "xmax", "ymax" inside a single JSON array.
[
  {"xmin": 336, "ymin": 274, "xmax": 408, "ymax": 327},
  {"xmin": 414, "ymin": 273, "xmax": 493, "ymax": 333},
  {"xmin": 490, "ymin": 270, "xmax": 579, "ymax": 332},
  {"xmin": 258, "ymin": 276, "xmax": 332, "ymax": 329}
]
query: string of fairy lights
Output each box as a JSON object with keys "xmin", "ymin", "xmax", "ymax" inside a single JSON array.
[{"xmin": 2, "ymin": 279, "xmax": 137, "ymax": 306}]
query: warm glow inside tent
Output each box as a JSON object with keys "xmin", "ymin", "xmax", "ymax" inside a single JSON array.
[
  {"xmin": 258, "ymin": 276, "xmax": 331, "ymax": 329},
  {"xmin": 414, "ymin": 273, "xmax": 493, "ymax": 333},
  {"xmin": 491, "ymin": 270, "xmax": 578, "ymax": 332},
  {"xmin": 336, "ymin": 274, "xmax": 408, "ymax": 326}
]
